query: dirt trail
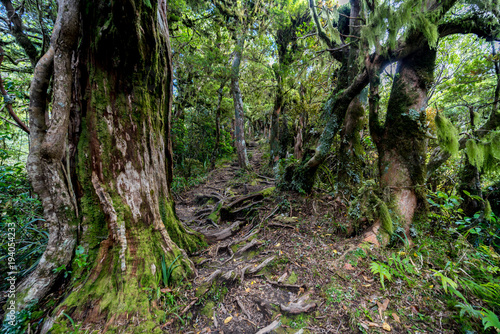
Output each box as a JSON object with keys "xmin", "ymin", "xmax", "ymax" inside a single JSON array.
[
  {"xmin": 169, "ymin": 143, "xmax": 425, "ymax": 334},
  {"xmin": 169, "ymin": 143, "xmax": 357, "ymax": 334}
]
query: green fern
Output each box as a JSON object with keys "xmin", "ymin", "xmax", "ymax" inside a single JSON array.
[
  {"xmin": 482, "ymin": 309, "xmax": 500, "ymax": 332},
  {"xmin": 370, "ymin": 261, "xmax": 392, "ymax": 290}
]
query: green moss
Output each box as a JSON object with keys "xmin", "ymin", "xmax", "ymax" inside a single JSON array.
[
  {"xmin": 201, "ymin": 301, "xmax": 215, "ymax": 318},
  {"xmin": 435, "ymin": 113, "xmax": 459, "ymax": 157},
  {"xmin": 484, "ymin": 200, "xmax": 493, "ymax": 222},
  {"xmin": 287, "ymin": 271, "xmax": 298, "ymax": 284},
  {"xmin": 159, "ymin": 197, "xmax": 206, "ymax": 253},
  {"xmin": 207, "ymin": 202, "xmax": 222, "ymax": 222},
  {"xmin": 378, "ymin": 199, "xmax": 394, "ymax": 235},
  {"xmin": 259, "ymin": 186, "xmax": 276, "ymax": 197}
]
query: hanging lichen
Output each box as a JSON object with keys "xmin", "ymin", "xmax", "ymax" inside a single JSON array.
[
  {"xmin": 465, "ymin": 139, "xmax": 485, "ymax": 170},
  {"xmin": 435, "ymin": 113, "xmax": 459, "ymax": 157},
  {"xmin": 490, "ymin": 131, "xmax": 500, "ymax": 160}
]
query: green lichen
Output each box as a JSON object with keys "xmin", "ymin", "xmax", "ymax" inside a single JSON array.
[
  {"xmin": 435, "ymin": 113, "xmax": 459, "ymax": 157},
  {"xmin": 491, "ymin": 132, "xmax": 500, "ymax": 160},
  {"xmin": 465, "ymin": 139, "xmax": 485, "ymax": 170}
]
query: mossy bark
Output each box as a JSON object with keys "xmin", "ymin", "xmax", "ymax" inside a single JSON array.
[
  {"xmin": 269, "ymin": 77, "xmax": 283, "ymax": 165},
  {"xmin": 13, "ymin": 1, "xmax": 205, "ymax": 332},
  {"xmin": 374, "ymin": 45, "xmax": 436, "ymax": 239},
  {"xmin": 231, "ymin": 34, "xmax": 250, "ymax": 170},
  {"xmin": 458, "ymin": 159, "xmax": 484, "ymax": 217},
  {"xmin": 337, "ymin": 97, "xmax": 365, "ymax": 197}
]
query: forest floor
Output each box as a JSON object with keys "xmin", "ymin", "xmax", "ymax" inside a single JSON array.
[{"xmin": 167, "ymin": 143, "xmax": 459, "ymax": 334}]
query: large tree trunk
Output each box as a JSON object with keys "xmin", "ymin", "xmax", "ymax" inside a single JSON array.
[
  {"xmin": 8, "ymin": 1, "xmax": 204, "ymax": 332},
  {"xmin": 372, "ymin": 45, "xmax": 436, "ymax": 241},
  {"xmin": 231, "ymin": 35, "xmax": 250, "ymax": 170}
]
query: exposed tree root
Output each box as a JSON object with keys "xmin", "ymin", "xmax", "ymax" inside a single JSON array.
[
  {"xmin": 201, "ymin": 220, "xmax": 244, "ymax": 243},
  {"xmin": 255, "ymin": 319, "xmax": 281, "ymax": 334},
  {"xmin": 236, "ymin": 296, "xmax": 253, "ymax": 320},
  {"xmin": 265, "ymin": 277, "xmax": 304, "ymax": 290},
  {"xmin": 279, "ymin": 293, "xmax": 317, "ymax": 314}
]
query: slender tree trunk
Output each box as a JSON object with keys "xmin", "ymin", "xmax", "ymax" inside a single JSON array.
[
  {"xmin": 270, "ymin": 76, "xmax": 283, "ymax": 165},
  {"xmin": 8, "ymin": 2, "xmax": 204, "ymax": 332},
  {"xmin": 294, "ymin": 113, "xmax": 305, "ymax": 160},
  {"xmin": 211, "ymin": 81, "xmax": 226, "ymax": 168},
  {"xmin": 337, "ymin": 97, "xmax": 365, "ymax": 196},
  {"xmin": 282, "ymin": 70, "xmax": 369, "ymax": 193},
  {"xmin": 459, "ymin": 160, "xmax": 484, "ymax": 216},
  {"xmin": 231, "ymin": 35, "xmax": 250, "ymax": 169}
]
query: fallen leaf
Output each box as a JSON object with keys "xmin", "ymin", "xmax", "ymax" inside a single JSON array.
[
  {"xmin": 275, "ymin": 243, "xmax": 281, "ymax": 247},
  {"xmin": 392, "ymin": 313, "xmax": 400, "ymax": 323},
  {"xmin": 344, "ymin": 263, "xmax": 355, "ymax": 270},
  {"xmin": 342, "ymin": 305, "xmax": 347, "ymax": 310},
  {"xmin": 245, "ymin": 288, "xmax": 250, "ymax": 293},
  {"xmin": 160, "ymin": 288, "xmax": 172, "ymax": 293},
  {"xmin": 362, "ymin": 284, "xmax": 372, "ymax": 287},
  {"xmin": 224, "ymin": 316, "xmax": 232, "ymax": 324},
  {"xmin": 382, "ymin": 322, "xmax": 391, "ymax": 331},
  {"xmin": 410, "ymin": 305, "xmax": 419, "ymax": 314},
  {"xmin": 333, "ymin": 249, "xmax": 338, "ymax": 254},
  {"xmin": 363, "ymin": 275, "xmax": 374, "ymax": 282}
]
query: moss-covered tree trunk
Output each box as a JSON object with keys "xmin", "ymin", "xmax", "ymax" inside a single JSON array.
[
  {"xmin": 269, "ymin": 77, "xmax": 283, "ymax": 165},
  {"xmin": 459, "ymin": 160, "xmax": 484, "ymax": 217},
  {"xmin": 8, "ymin": 1, "xmax": 204, "ymax": 332},
  {"xmin": 372, "ymin": 45, "xmax": 436, "ymax": 240},
  {"xmin": 336, "ymin": 0, "xmax": 365, "ymax": 198},
  {"xmin": 231, "ymin": 34, "xmax": 250, "ymax": 170},
  {"xmin": 337, "ymin": 97, "xmax": 365, "ymax": 197}
]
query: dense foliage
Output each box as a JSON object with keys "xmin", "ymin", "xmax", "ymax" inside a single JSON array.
[{"xmin": 1, "ymin": 0, "xmax": 500, "ymax": 332}]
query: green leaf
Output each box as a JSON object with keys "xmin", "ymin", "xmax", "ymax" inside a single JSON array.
[{"xmin": 482, "ymin": 309, "xmax": 500, "ymax": 332}]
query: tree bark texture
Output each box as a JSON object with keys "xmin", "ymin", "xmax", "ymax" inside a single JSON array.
[
  {"xmin": 231, "ymin": 35, "xmax": 250, "ymax": 170},
  {"xmin": 269, "ymin": 79, "xmax": 282, "ymax": 165},
  {"xmin": 373, "ymin": 45, "xmax": 436, "ymax": 237},
  {"xmin": 337, "ymin": 97, "xmax": 365, "ymax": 196},
  {"xmin": 10, "ymin": 1, "xmax": 204, "ymax": 332}
]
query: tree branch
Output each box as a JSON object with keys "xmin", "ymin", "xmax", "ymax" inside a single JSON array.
[
  {"xmin": 1, "ymin": 0, "xmax": 39, "ymax": 66},
  {"xmin": 0, "ymin": 46, "xmax": 30, "ymax": 133}
]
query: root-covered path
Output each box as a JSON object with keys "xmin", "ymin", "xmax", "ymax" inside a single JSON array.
[{"xmin": 166, "ymin": 143, "xmax": 455, "ymax": 334}]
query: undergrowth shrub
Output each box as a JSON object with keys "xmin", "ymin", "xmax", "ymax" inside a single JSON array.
[{"xmin": 0, "ymin": 164, "xmax": 46, "ymax": 292}]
